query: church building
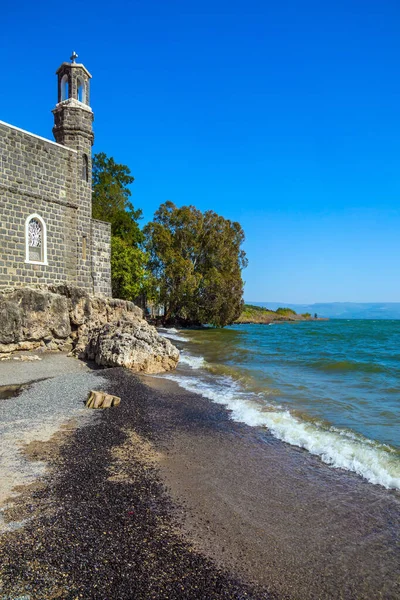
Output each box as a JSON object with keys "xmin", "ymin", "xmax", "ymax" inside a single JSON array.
[{"xmin": 0, "ymin": 54, "xmax": 111, "ymax": 296}]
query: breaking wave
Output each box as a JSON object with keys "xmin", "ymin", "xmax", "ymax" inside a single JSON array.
[
  {"xmin": 163, "ymin": 372, "xmax": 400, "ymax": 490},
  {"xmin": 179, "ymin": 352, "xmax": 206, "ymax": 369},
  {"xmin": 158, "ymin": 328, "xmax": 188, "ymax": 342}
]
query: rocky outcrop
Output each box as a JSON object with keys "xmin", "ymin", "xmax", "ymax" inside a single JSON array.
[
  {"xmin": 85, "ymin": 322, "xmax": 179, "ymax": 374},
  {"xmin": 0, "ymin": 286, "xmax": 179, "ymax": 374},
  {"xmin": 0, "ymin": 288, "xmax": 71, "ymax": 353}
]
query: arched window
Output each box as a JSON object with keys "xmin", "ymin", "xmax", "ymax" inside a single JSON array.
[
  {"xmin": 61, "ymin": 74, "xmax": 69, "ymax": 101},
  {"xmin": 82, "ymin": 154, "xmax": 89, "ymax": 181},
  {"xmin": 25, "ymin": 214, "xmax": 47, "ymax": 265},
  {"xmin": 77, "ymin": 77, "xmax": 86, "ymax": 103}
]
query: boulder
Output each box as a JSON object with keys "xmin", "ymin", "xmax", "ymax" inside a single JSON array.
[
  {"xmin": 85, "ymin": 321, "xmax": 179, "ymax": 374},
  {"xmin": 0, "ymin": 288, "xmax": 70, "ymax": 344},
  {"xmin": 48, "ymin": 285, "xmax": 143, "ymax": 355},
  {"xmin": 0, "ymin": 286, "xmax": 179, "ymax": 374}
]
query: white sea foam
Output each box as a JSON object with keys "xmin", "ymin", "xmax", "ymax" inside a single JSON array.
[
  {"xmin": 179, "ymin": 352, "xmax": 206, "ymax": 369},
  {"xmin": 158, "ymin": 328, "xmax": 188, "ymax": 342},
  {"xmin": 164, "ymin": 373, "xmax": 400, "ymax": 490}
]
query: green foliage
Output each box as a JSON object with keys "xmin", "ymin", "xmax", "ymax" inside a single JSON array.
[
  {"xmin": 241, "ymin": 305, "xmax": 275, "ymax": 318},
  {"xmin": 110, "ymin": 236, "xmax": 147, "ymax": 300},
  {"xmin": 237, "ymin": 305, "xmax": 276, "ymax": 323},
  {"xmin": 92, "ymin": 152, "xmax": 143, "ymax": 245},
  {"xmin": 237, "ymin": 305, "xmax": 314, "ymax": 324},
  {"xmin": 144, "ymin": 201, "xmax": 248, "ymax": 327},
  {"xmin": 92, "ymin": 152, "xmax": 147, "ymax": 299},
  {"xmin": 276, "ymin": 307, "xmax": 297, "ymax": 316},
  {"xmin": 243, "ymin": 304, "xmax": 275, "ymax": 313}
]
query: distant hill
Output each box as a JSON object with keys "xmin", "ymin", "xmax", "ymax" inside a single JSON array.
[
  {"xmin": 235, "ymin": 304, "xmax": 319, "ymax": 324},
  {"xmin": 246, "ymin": 302, "xmax": 400, "ymax": 319}
]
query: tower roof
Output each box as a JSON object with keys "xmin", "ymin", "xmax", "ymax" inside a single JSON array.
[{"xmin": 56, "ymin": 52, "xmax": 92, "ymax": 78}]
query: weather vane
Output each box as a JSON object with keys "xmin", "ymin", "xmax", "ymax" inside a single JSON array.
[{"xmin": 70, "ymin": 51, "xmax": 78, "ymax": 64}]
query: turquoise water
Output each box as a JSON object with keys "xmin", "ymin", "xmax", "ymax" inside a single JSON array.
[{"xmin": 160, "ymin": 320, "xmax": 400, "ymax": 489}]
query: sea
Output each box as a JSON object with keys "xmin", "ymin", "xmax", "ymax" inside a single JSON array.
[{"xmin": 158, "ymin": 319, "xmax": 400, "ymax": 490}]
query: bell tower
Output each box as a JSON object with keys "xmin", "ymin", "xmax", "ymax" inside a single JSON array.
[
  {"xmin": 52, "ymin": 51, "xmax": 94, "ymax": 150},
  {"xmin": 52, "ymin": 52, "xmax": 94, "ymax": 290}
]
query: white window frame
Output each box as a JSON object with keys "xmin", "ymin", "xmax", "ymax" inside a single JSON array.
[{"xmin": 25, "ymin": 213, "xmax": 48, "ymax": 265}]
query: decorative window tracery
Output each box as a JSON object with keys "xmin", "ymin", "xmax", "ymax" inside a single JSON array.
[
  {"xmin": 28, "ymin": 219, "xmax": 42, "ymax": 261},
  {"xmin": 25, "ymin": 214, "xmax": 47, "ymax": 265}
]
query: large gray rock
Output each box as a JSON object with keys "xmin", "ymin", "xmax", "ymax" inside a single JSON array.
[
  {"xmin": 48, "ymin": 285, "xmax": 143, "ymax": 355},
  {"xmin": 0, "ymin": 286, "xmax": 179, "ymax": 374},
  {"xmin": 85, "ymin": 322, "xmax": 179, "ymax": 374},
  {"xmin": 0, "ymin": 288, "xmax": 70, "ymax": 346}
]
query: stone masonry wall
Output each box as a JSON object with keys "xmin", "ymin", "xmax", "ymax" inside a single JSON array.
[
  {"xmin": 92, "ymin": 219, "xmax": 112, "ymax": 297},
  {"xmin": 52, "ymin": 100, "xmax": 94, "ymax": 291},
  {"xmin": 0, "ymin": 121, "xmax": 80, "ymax": 289}
]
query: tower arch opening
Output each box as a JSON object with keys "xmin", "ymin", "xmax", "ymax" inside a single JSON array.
[
  {"xmin": 82, "ymin": 154, "xmax": 89, "ymax": 181},
  {"xmin": 77, "ymin": 77, "xmax": 86, "ymax": 103},
  {"xmin": 61, "ymin": 74, "xmax": 69, "ymax": 101}
]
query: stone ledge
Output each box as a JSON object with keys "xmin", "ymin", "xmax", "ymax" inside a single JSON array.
[{"xmin": 0, "ymin": 285, "xmax": 179, "ymax": 374}]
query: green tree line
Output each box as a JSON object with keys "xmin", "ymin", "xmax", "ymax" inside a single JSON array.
[{"xmin": 92, "ymin": 152, "xmax": 247, "ymax": 327}]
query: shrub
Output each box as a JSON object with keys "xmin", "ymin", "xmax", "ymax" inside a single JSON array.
[{"xmin": 276, "ymin": 307, "xmax": 297, "ymax": 316}]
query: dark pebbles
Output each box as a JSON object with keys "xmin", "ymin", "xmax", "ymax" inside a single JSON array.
[{"xmin": 0, "ymin": 367, "xmax": 275, "ymax": 600}]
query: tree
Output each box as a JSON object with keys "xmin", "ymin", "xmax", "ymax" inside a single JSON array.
[
  {"xmin": 144, "ymin": 201, "xmax": 247, "ymax": 327},
  {"xmin": 110, "ymin": 237, "xmax": 147, "ymax": 300},
  {"xmin": 92, "ymin": 152, "xmax": 147, "ymax": 299},
  {"xmin": 92, "ymin": 152, "xmax": 143, "ymax": 245}
]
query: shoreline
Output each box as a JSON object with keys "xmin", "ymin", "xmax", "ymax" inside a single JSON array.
[
  {"xmin": 0, "ymin": 363, "xmax": 270, "ymax": 599},
  {"xmin": 0, "ymin": 359, "xmax": 399, "ymax": 598},
  {"xmin": 166, "ymin": 324, "xmax": 400, "ymax": 489},
  {"xmin": 143, "ymin": 374, "xmax": 400, "ymax": 598},
  {"xmin": 234, "ymin": 317, "xmax": 329, "ymax": 324}
]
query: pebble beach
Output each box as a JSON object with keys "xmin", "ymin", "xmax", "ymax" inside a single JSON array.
[{"xmin": 0, "ymin": 354, "xmax": 399, "ymax": 599}]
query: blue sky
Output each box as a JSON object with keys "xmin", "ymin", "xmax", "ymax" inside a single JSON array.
[{"xmin": 2, "ymin": 0, "xmax": 400, "ymax": 302}]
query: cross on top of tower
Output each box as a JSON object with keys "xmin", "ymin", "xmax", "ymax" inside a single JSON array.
[{"xmin": 70, "ymin": 51, "xmax": 78, "ymax": 64}]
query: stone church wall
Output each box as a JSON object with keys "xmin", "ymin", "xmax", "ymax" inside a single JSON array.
[
  {"xmin": 0, "ymin": 121, "xmax": 81, "ymax": 289},
  {"xmin": 91, "ymin": 219, "xmax": 112, "ymax": 297},
  {"xmin": 0, "ymin": 57, "xmax": 113, "ymax": 298}
]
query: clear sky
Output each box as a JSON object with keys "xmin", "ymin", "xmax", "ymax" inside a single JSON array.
[{"xmin": 2, "ymin": 0, "xmax": 400, "ymax": 303}]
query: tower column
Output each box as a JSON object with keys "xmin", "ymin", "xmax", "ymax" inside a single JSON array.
[{"xmin": 52, "ymin": 53, "xmax": 95, "ymax": 292}]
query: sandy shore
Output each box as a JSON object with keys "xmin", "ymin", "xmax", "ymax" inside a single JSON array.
[{"xmin": 0, "ymin": 357, "xmax": 399, "ymax": 598}]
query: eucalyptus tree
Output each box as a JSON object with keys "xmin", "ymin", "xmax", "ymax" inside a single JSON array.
[{"xmin": 144, "ymin": 201, "xmax": 247, "ymax": 327}]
